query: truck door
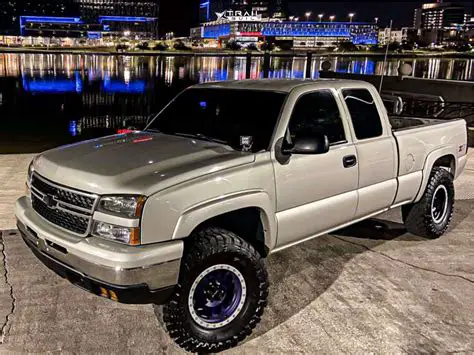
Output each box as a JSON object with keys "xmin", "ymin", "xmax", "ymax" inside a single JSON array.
[
  {"xmin": 342, "ymin": 88, "xmax": 398, "ymax": 218},
  {"xmin": 273, "ymin": 89, "xmax": 359, "ymax": 248}
]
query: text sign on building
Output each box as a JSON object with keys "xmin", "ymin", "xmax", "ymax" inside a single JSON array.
[{"xmin": 216, "ymin": 10, "xmax": 262, "ymax": 22}]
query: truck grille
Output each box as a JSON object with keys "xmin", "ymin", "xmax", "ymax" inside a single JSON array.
[{"xmin": 30, "ymin": 174, "xmax": 98, "ymax": 236}]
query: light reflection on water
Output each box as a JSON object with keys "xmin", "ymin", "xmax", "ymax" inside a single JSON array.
[
  {"xmin": 0, "ymin": 53, "xmax": 473, "ymax": 83},
  {"xmin": 0, "ymin": 53, "xmax": 472, "ymax": 152}
]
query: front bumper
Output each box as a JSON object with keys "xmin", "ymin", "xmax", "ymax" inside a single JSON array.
[{"xmin": 15, "ymin": 196, "xmax": 183, "ymax": 304}]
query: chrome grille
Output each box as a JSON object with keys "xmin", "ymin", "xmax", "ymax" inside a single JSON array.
[{"xmin": 30, "ymin": 173, "xmax": 98, "ymax": 236}]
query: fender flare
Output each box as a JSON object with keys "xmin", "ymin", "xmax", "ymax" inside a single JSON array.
[
  {"xmin": 414, "ymin": 146, "xmax": 457, "ymax": 203},
  {"xmin": 171, "ymin": 190, "xmax": 278, "ymax": 251}
]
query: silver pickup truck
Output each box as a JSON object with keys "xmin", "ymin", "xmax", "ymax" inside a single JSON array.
[{"xmin": 15, "ymin": 79, "xmax": 468, "ymax": 352}]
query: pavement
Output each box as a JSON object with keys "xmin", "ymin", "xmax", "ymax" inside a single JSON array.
[{"xmin": 0, "ymin": 152, "xmax": 473, "ymax": 353}]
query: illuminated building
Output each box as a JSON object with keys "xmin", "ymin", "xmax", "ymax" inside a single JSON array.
[
  {"xmin": 193, "ymin": 19, "xmax": 378, "ymax": 47},
  {"xmin": 414, "ymin": 2, "xmax": 467, "ymax": 30},
  {"xmin": 75, "ymin": 0, "xmax": 159, "ymax": 37},
  {"xmin": 13, "ymin": 1, "xmax": 159, "ymax": 38}
]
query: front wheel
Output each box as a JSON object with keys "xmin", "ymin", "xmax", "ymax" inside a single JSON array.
[
  {"xmin": 402, "ymin": 167, "xmax": 455, "ymax": 239},
  {"xmin": 163, "ymin": 227, "xmax": 269, "ymax": 353}
]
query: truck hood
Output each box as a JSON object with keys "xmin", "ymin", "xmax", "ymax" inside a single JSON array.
[{"xmin": 34, "ymin": 132, "xmax": 255, "ymax": 195}]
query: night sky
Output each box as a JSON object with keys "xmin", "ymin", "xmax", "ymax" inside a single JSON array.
[{"xmin": 160, "ymin": 0, "xmax": 474, "ymax": 36}]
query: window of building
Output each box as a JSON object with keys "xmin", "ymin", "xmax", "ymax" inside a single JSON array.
[
  {"xmin": 288, "ymin": 90, "xmax": 346, "ymax": 145},
  {"xmin": 342, "ymin": 89, "xmax": 383, "ymax": 140}
]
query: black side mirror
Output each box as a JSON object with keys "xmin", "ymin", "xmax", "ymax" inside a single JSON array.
[{"xmin": 282, "ymin": 133, "xmax": 330, "ymax": 155}]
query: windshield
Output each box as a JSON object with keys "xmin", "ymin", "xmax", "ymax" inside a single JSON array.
[{"xmin": 147, "ymin": 88, "xmax": 287, "ymax": 152}]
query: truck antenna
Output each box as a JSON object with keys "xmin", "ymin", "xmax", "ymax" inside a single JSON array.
[{"xmin": 379, "ymin": 19, "xmax": 393, "ymax": 93}]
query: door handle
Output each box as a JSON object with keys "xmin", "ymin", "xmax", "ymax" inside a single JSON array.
[{"xmin": 343, "ymin": 155, "xmax": 357, "ymax": 168}]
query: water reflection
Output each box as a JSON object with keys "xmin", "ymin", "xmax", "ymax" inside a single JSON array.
[{"xmin": 0, "ymin": 52, "xmax": 472, "ymax": 153}]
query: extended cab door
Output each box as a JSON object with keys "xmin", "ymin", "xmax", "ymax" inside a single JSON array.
[
  {"xmin": 272, "ymin": 89, "xmax": 359, "ymax": 248},
  {"xmin": 341, "ymin": 87, "xmax": 398, "ymax": 218}
]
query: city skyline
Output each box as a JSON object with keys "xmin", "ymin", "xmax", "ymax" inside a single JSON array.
[{"xmin": 161, "ymin": 0, "xmax": 474, "ymax": 35}]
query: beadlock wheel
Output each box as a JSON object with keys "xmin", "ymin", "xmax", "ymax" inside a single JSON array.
[
  {"xmin": 402, "ymin": 167, "xmax": 454, "ymax": 239},
  {"xmin": 162, "ymin": 227, "xmax": 269, "ymax": 353},
  {"xmin": 431, "ymin": 185, "xmax": 449, "ymax": 224},
  {"xmin": 188, "ymin": 264, "xmax": 247, "ymax": 329}
]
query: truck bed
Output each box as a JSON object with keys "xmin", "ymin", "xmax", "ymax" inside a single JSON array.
[
  {"xmin": 389, "ymin": 116, "xmax": 452, "ymax": 131},
  {"xmin": 391, "ymin": 118, "xmax": 467, "ymax": 179}
]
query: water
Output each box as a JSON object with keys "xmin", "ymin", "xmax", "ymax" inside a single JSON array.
[{"xmin": 0, "ymin": 52, "xmax": 473, "ymax": 153}]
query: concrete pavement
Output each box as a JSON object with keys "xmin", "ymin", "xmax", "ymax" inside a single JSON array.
[{"xmin": 0, "ymin": 152, "xmax": 473, "ymax": 353}]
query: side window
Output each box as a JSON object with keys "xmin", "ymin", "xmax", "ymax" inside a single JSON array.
[
  {"xmin": 342, "ymin": 89, "xmax": 383, "ymax": 140},
  {"xmin": 288, "ymin": 90, "xmax": 346, "ymax": 145}
]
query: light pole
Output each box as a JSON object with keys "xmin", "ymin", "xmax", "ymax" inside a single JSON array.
[
  {"xmin": 329, "ymin": 15, "xmax": 335, "ymax": 23},
  {"xmin": 349, "ymin": 13, "xmax": 355, "ymax": 23},
  {"xmin": 318, "ymin": 14, "xmax": 323, "ymax": 22},
  {"xmin": 294, "ymin": 17, "xmax": 299, "ymax": 22},
  {"xmin": 375, "ymin": 17, "xmax": 379, "ymax": 24},
  {"xmin": 305, "ymin": 12, "xmax": 312, "ymax": 21},
  {"xmin": 289, "ymin": 15, "xmax": 294, "ymax": 21}
]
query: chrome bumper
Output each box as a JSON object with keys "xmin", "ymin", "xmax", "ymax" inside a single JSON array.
[{"xmin": 15, "ymin": 196, "xmax": 183, "ymax": 291}]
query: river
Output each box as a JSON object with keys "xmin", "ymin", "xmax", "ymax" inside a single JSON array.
[{"xmin": 0, "ymin": 53, "xmax": 472, "ymax": 153}]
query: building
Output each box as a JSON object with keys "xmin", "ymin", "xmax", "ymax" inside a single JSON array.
[
  {"xmin": 378, "ymin": 27, "xmax": 418, "ymax": 45},
  {"xmin": 272, "ymin": 0, "xmax": 288, "ymax": 19},
  {"xmin": 415, "ymin": 2, "xmax": 466, "ymax": 30},
  {"xmin": 192, "ymin": 18, "xmax": 378, "ymax": 48},
  {"xmin": 14, "ymin": 0, "xmax": 159, "ymax": 39},
  {"xmin": 75, "ymin": 0, "xmax": 159, "ymax": 38},
  {"xmin": 413, "ymin": 8, "xmax": 422, "ymax": 29}
]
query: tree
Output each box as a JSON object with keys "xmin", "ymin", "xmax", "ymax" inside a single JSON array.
[
  {"xmin": 277, "ymin": 41, "xmax": 293, "ymax": 51},
  {"xmin": 260, "ymin": 40, "xmax": 275, "ymax": 52},
  {"xmin": 136, "ymin": 42, "xmax": 149, "ymax": 50},
  {"xmin": 226, "ymin": 40, "xmax": 241, "ymax": 50},
  {"xmin": 316, "ymin": 42, "xmax": 324, "ymax": 47},
  {"xmin": 153, "ymin": 42, "xmax": 169, "ymax": 51},
  {"xmin": 173, "ymin": 40, "xmax": 191, "ymax": 51},
  {"xmin": 116, "ymin": 44, "xmax": 129, "ymax": 52},
  {"xmin": 246, "ymin": 43, "xmax": 258, "ymax": 51},
  {"xmin": 401, "ymin": 41, "xmax": 414, "ymax": 51},
  {"xmin": 337, "ymin": 41, "xmax": 358, "ymax": 52},
  {"xmin": 388, "ymin": 41, "xmax": 401, "ymax": 52}
]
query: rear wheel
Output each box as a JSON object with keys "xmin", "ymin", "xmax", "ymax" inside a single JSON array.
[
  {"xmin": 163, "ymin": 227, "xmax": 268, "ymax": 353},
  {"xmin": 402, "ymin": 167, "xmax": 454, "ymax": 238}
]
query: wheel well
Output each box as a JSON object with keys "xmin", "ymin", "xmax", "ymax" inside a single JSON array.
[
  {"xmin": 433, "ymin": 155, "xmax": 456, "ymax": 175},
  {"xmin": 191, "ymin": 207, "xmax": 269, "ymax": 257}
]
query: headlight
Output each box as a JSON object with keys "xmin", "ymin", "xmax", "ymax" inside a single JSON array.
[
  {"xmin": 92, "ymin": 221, "xmax": 140, "ymax": 245},
  {"xmin": 97, "ymin": 195, "xmax": 146, "ymax": 218},
  {"xmin": 27, "ymin": 160, "xmax": 35, "ymax": 184}
]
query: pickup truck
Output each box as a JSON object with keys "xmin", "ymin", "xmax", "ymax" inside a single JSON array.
[{"xmin": 15, "ymin": 79, "xmax": 468, "ymax": 353}]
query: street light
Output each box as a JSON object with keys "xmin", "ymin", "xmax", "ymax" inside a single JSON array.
[
  {"xmin": 375, "ymin": 17, "xmax": 379, "ymax": 24},
  {"xmin": 305, "ymin": 12, "xmax": 312, "ymax": 21},
  {"xmin": 329, "ymin": 15, "xmax": 335, "ymax": 22},
  {"xmin": 294, "ymin": 17, "xmax": 299, "ymax": 21},
  {"xmin": 318, "ymin": 14, "xmax": 323, "ymax": 22},
  {"xmin": 349, "ymin": 13, "xmax": 355, "ymax": 23},
  {"xmin": 289, "ymin": 15, "xmax": 294, "ymax": 21}
]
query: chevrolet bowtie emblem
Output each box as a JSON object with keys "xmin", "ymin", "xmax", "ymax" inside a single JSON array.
[{"xmin": 43, "ymin": 194, "xmax": 58, "ymax": 209}]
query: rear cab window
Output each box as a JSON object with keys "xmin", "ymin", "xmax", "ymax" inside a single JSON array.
[{"xmin": 342, "ymin": 89, "xmax": 383, "ymax": 140}]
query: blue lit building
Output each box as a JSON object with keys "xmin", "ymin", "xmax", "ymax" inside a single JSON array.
[
  {"xmin": 16, "ymin": 0, "xmax": 159, "ymax": 39},
  {"xmin": 194, "ymin": 20, "xmax": 378, "ymax": 47},
  {"xmin": 18, "ymin": 14, "xmax": 158, "ymax": 39}
]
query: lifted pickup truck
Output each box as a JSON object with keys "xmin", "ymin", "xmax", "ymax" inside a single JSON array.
[{"xmin": 16, "ymin": 79, "xmax": 468, "ymax": 352}]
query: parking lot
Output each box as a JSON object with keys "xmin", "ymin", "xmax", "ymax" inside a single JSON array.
[{"xmin": 1, "ymin": 152, "xmax": 473, "ymax": 353}]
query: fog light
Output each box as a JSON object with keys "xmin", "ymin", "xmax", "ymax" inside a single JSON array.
[{"xmin": 92, "ymin": 221, "xmax": 140, "ymax": 246}]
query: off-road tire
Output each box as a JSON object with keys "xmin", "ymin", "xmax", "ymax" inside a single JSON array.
[
  {"xmin": 163, "ymin": 227, "xmax": 269, "ymax": 353},
  {"xmin": 402, "ymin": 167, "xmax": 454, "ymax": 239}
]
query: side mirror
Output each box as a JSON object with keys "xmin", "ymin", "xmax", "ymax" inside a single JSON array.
[{"xmin": 282, "ymin": 134, "xmax": 330, "ymax": 155}]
